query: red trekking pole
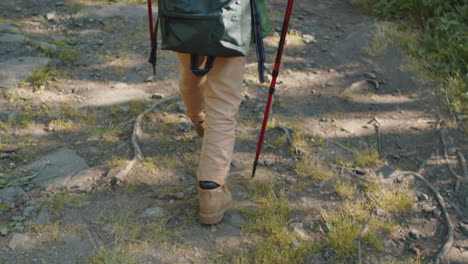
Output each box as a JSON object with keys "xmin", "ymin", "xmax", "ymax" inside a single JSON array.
[
  {"xmin": 252, "ymin": 0, "xmax": 294, "ymax": 179},
  {"xmin": 147, "ymin": 0, "xmax": 156, "ymax": 75}
]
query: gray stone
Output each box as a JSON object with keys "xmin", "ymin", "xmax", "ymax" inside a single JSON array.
[
  {"xmin": 139, "ymin": 207, "xmax": 164, "ymax": 218},
  {"xmin": 23, "ymin": 206, "xmax": 36, "ymax": 217},
  {"xmin": 376, "ymin": 208, "xmax": 386, "ymax": 217},
  {"xmin": 66, "ymin": 167, "xmax": 102, "ymax": 189},
  {"xmin": 0, "ymin": 24, "xmax": 20, "ymax": 33},
  {"xmin": 340, "ymin": 80, "xmax": 372, "ymax": 96},
  {"xmin": 383, "ymin": 239, "xmax": 396, "ymax": 249},
  {"xmin": 0, "ymin": 228, "xmax": 8, "ymax": 236},
  {"xmin": 422, "ymin": 203, "xmax": 436, "ymax": 213},
  {"xmin": 375, "ymin": 165, "xmax": 398, "ymax": 179},
  {"xmin": 0, "ymin": 34, "xmax": 27, "ymax": 43},
  {"xmin": 291, "ymin": 223, "xmax": 310, "ymax": 240},
  {"xmin": 302, "ymin": 34, "xmax": 317, "ymax": 44},
  {"xmin": 175, "ymin": 192, "xmax": 184, "ymax": 199},
  {"xmin": 39, "ymin": 42, "xmax": 59, "ymax": 54},
  {"xmin": 0, "ymin": 57, "xmax": 51, "ymax": 88},
  {"xmin": 146, "ymin": 75, "xmax": 155, "ymax": 82},
  {"xmin": 364, "ymin": 72, "xmax": 377, "ymax": 79},
  {"xmin": 8, "ymin": 233, "xmax": 29, "ymax": 250},
  {"xmin": 35, "ymin": 205, "xmax": 50, "ymax": 226},
  {"xmin": 46, "ymin": 12, "xmax": 56, "ymax": 21},
  {"xmin": 21, "ymin": 147, "xmax": 90, "ymax": 190},
  {"xmin": 0, "ymin": 187, "xmax": 27, "ymax": 202},
  {"xmin": 12, "ymin": 216, "xmax": 25, "ymax": 222},
  {"xmin": 176, "ymin": 103, "xmax": 186, "ymax": 114},
  {"xmin": 409, "ymin": 228, "xmax": 421, "ymax": 239},
  {"xmin": 433, "ymin": 208, "xmax": 442, "ymax": 218}
]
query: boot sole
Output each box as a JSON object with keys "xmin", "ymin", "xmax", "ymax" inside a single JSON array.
[{"xmin": 199, "ymin": 202, "xmax": 231, "ymax": 225}]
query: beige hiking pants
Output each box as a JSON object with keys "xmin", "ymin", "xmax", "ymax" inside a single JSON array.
[{"xmin": 177, "ymin": 53, "xmax": 245, "ymax": 185}]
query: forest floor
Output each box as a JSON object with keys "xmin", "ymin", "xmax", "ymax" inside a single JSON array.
[{"xmin": 0, "ymin": 0, "xmax": 467, "ymax": 263}]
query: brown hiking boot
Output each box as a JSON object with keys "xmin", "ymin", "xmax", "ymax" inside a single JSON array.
[
  {"xmin": 193, "ymin": 120, "xmax": 204, "ymax": 137},
  {"xmin": 198, "ymin": 185, "xmax": 232, "ymax": 224}
]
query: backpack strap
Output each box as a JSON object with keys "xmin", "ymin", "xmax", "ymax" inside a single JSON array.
[
  {"xmin": 148, "ymin": 16, "xmax": 159, "ymax": 75},
  {"xmin": 190, "ymin": 55, "xmax": 216, "ymax": 78},
  {"xmin": 251, "ymin": 0, "xmax": 266, "ymax": 83}
]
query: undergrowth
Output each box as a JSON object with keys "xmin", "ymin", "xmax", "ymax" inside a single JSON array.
[{"xmin": 353, "ymin": 0, "xmax": 467, "ymax": 121}]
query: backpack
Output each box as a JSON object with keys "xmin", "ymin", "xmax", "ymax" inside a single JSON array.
[{"xmin": 148, "ymin": 0, "xmax": 270, "ymax": 82}]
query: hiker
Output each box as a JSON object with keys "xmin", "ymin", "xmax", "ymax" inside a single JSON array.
[{"xmin": 148, "ymin": 0, "xmax": 271, "ymax": 224}]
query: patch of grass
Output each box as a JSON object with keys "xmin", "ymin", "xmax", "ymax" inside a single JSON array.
[
  {"xmin": 271, "ymin": 133, "xmax": 287, "ymax": 147},
  {"xmin": 373, "ymin": 185, "xmax": 415, "ymax": 214},
  {"xmin": 321, "ymin": 211, "xmax": 360, "ymax": 258},
  {"xmin": 45, "ymin": 39, "xmax": 81, "ymax": 62},
  {"xmin": 88, "ymin": 244, "xmax": 138, "ymax": 264},
  {"xmin": 48, "ymin": 118, "xmax": 74, "ymax": 131},
  {"xmin": 356, "ymin": 1, "xmax": 467, "ymax": 119},
  {"xmin": 30, "ymin": 222, "xmax": 62, "ymax": 243},
  {"xmin": 246, "ymin": 180, "xmax": 279, "ymax": 200},
  {"xmin": 242, "ymin": 188, "xmax": 317, "ymax": 263},
  {"xmin": 48, "ymin": 193, "xmax": 84, "ymax": 217},
  {"xmin": 333, "ymin": 179, "xmax": 356, "ymax": 199},
  {"xmin": 106, "ymin": 156, "xmax": 127, "ymax": 168},
  {"xmin": 339, "ymin": 92, "xmax": 357, "ymax": 102},
  {"xmin": 28, "ymin": 65, "xmax": 59, "ymax": 88},
  {"xmin": 354, "ymin": 148, "xmax": 384, "ymax": 167},
  {"xmin": 140, "ymin": 216, "xmax": 171, "ymax": 244},
  {"xmin": 295, "ymin": 156, "xmax": 334, "ymax": 183},
  {"xmin": 88, "ymin": 126, "xmax": 120, "ymax": 142},
  {"xmin": 11, "ymin": 148, "xmax": 36, "ymax": 163},
  {"xmin": 128, "ymin": 100, "xmax": 152, "ymax": 116}
]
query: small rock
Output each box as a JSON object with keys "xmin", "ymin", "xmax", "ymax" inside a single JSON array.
[
  {"xmin": 39, "ymin": 42, "xmax": 58, "ymax": 54},
  {"xmin": 35, "ymin": 205, "xmax": 50, "ymax": 226},
  {"xmin": 175, "ymin": 192, "xmax": 184, "ymax": 199},
  {"xmin": 151, "ymin": 93, "xmax": 164, "ymax": 99},
  {"xmin": 409, "ymin": 229, "xmax": 421, "ymax": 239},
  {"xmin": 383, "ymin": 239, "xmax": 396, "ymax": 249},
  {"xmin": 417, "ymin": 193, "xmax": 429, "ymax": 201},
  {"xmin": 376, "ymin": 208, "xmax": 386, "ymax": 217},
  {"xmin": 146, "ymin": 75, "xmax": 155, "ymax": 82},
  {"xmin": 364, "ymin": 72, "xmax": 377, "ymax": 79},
  {"xmin": 291, "ymin": 223, "xmax": 310, "ymax": 240},
  {"xmin": 12, "ymin": 216, "xmax": 25, "ymax": 222},
  {"xmin": 139, "ymin": 207, "xmax": 164, "ymax": 218},
  {"xmin": 264, "ymin": 160, "xmax": 274, "ymax": 166},
  {"xmin": 422, "ymin": 203, "xmax": 436, "ymax": 213},
  {"xmin": 0, "ymin": 228, "xmax": 8, "ymax": 236},
  {"xmin": 432, "ymin": 208, "xmax": 441, "ymax": 218},
  {"xmin": 176, "ymin": 103, "xmax": 186, "ymax": 114},
  {"xmin": 302, "ymin": 34, "xmax": 317, "ymax": 44},
  {"xmin": 23, "ymin": 206, "xmax": 36, "ymax": 217},
  {"xmin": 46, "ymin": 12, "xmax": 56, "ymax": 21},
  {"xmin": 8, "ymin": 233, "xmax": 29, "ymax": 250},
  {"xmin": 0, "ymin": 187, "xmax": 27, "ymax": 203}
]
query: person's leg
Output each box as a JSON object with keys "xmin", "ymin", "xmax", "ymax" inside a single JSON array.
[
  {"xmin": 198, "ymin": 56, "xmax": 245, "ymax": 185},
  {"xmin": 176, "ymin": 53, "xmax": 207, "ymax": 136},
  {"xmin": 197, "ymin": 56, "xmax": 245, "ymax": 224}
]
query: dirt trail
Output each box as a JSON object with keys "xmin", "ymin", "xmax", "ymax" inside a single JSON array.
[{"xmin": 0, "ymin": 0, "xmax": 467, "ymax": 263}]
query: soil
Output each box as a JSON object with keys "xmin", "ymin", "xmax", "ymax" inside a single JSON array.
[{"xmin": 0, "ymin": 0, "xmax": 467, "ymax": 263}]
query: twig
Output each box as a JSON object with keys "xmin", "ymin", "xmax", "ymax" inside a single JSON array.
[
  {"xmin": 1, "ymin": 162, "xmax": 51, "ymax": 188},
  {"xmin": 357, "ymin": 239, "xmax": 362, "ymax": 264},
  {"xmin": 447, "ymin": 201, "xmax": 465, "ymax": 220},
  {"xmin": 327, "ymin": 139, "xmax": 356, "ymax": 154},
  {"xmin": 456, "ymin": 150, "xmax": 468, "ymax": 178},
  {"xmin": 439, "ymin": 128, "xmax": 463, "ymax": 180},
  {"xmin": 276, "ymin": 124, "xmax": 307, "ymax": 156},
  {"xmin": 115, "ymin": 95, "xmax": 180, "ymax": 182},
  {"xmin": 403, "ymin": 170, "xmax": 454, "ymax": 264}
]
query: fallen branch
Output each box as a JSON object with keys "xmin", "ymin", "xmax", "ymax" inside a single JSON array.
[
  {"xmin": 327, "ymin": 139, "xmax": 356, "ymax": 154},
  {"xmin": 114, "ymin": 95, "xmax": 180, "ymax": 182},
  {"xmin": 276, "ymin": 124, "xmax": 307, "ymax": 157},
  {"xmin": 403, "ymin": 170, "xmax": 454, "ymax": 264},
  {"xmin": 0, "ymin": 147, "xmax": 19, "ymax": 153}
]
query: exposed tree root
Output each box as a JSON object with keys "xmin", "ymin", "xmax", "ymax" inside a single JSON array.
[
  {"xmin": 276, "ymin": 124, "xmax": 307, "ymax": 157},
  {"xmin": 403, "ymin": 170, "xmax": 454, "ymax": 264},
  {"xmin": 327, "ymin": 139, "xmax": 356, "ymax": 154},
  {"xmin": 114, "ymin": 95, "xmax": 180, "ymax": 182},
  {"xmin": 439, "ymin": 127, "xmax": 468, "ymax": 193}
]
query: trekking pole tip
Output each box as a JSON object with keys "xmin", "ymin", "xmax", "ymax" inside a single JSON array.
[{"xmin": 251, "ymin": 160, "xmax": 259, "ymax": 179}]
